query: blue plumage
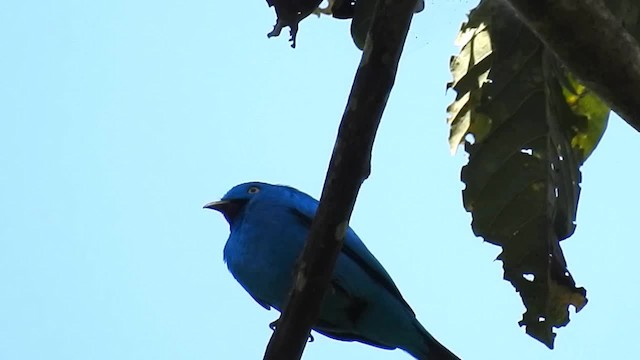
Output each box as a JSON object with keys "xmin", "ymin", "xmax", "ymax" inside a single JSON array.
[{"xmin": 205, "ymin": 182, "xmax": 459, "ymax": 360}]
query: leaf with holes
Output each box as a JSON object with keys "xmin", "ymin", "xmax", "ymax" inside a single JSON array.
[
  {"xmin": 263, "ymin": 0, "xmax": 427, "ymax": 49},
  {"xmin": 265, "ymin": 0, "xmax": 323, "ymax": 48},
  {"xmin": 446, "ymin": 0, "xmax": 613, "ymax": 348}
]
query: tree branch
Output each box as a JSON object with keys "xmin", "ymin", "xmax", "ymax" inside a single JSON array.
[
  {"xmin": 262, "ymin": 0, "xmax": 418, "ymax": 359},
  {"xmin": 499, "ymin": 0, "xmax": 640, "ymax": 131}
]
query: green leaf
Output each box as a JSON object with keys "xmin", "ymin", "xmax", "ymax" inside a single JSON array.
[
  {"xmin": 446, "ymin": 2, "xmax": 493, "ymax": 153},
  {"xmin": 559, "ymin": 73, "xmax": 609, "ymax": 161},
  {"xmin": 446, "ymin": 0, "xmax": 612, "ymax": 348}
]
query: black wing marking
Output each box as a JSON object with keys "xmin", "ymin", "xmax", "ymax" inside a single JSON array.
[
  {"xmin": 313, "ymin": 281, "xmax": 394, "ymax": 350},
  {"xmin": 331, "ymin": 280, "xmax": 368, "ymax": 325}
]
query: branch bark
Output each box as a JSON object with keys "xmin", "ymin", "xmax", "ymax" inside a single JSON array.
[
  {"xmin": 262, "ymin": 0, "xmax": 418, "ymax": 359},
  {"xmin": 499, "ymin": 0, "xmax": 640, "ymax": 131}
]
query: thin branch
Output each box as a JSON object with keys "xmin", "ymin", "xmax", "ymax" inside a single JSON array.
[
  {"xmin": 262, "ymin": 0, "xmax": 419, "ymax": 359},
  {"xmin": 499, "ymin": 0, "xmax": 640, "ymax": 131}
]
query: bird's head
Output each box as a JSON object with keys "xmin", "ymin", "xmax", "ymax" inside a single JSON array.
[{"xmin": 204, "ymin": 182, "xmax": 271, "ymax": 225}]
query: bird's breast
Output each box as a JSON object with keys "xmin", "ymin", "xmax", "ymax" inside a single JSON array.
[{"xmin": 223, "ymin": 212, "xmax": 308, "ymax": 308}]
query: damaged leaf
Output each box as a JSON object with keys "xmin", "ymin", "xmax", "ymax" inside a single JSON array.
[
  {"xmin": 264, "ymin": 0, "xmax": 425, "ymax": 49},
  {"xmin": 446, "ymin": 0, "xmax": 610, "ymax": 348},
  {"xmin": 266, "ymin": 0, "xmax": 323, "ymax": 48}
]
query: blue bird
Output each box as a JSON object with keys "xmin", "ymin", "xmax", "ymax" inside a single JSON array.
[{"xmin": 205, "ymin": 182, "xmax": 459, "ymax": 360}]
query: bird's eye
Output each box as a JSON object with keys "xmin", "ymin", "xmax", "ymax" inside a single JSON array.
[{"xmin": 247, "ymin": 186, "xmax": 260, "ymax": 194}]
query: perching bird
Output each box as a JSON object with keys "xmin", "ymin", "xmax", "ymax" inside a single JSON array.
[{"xmin": 205, "ymin": 182, "xmax": 459, "ymax": 360}]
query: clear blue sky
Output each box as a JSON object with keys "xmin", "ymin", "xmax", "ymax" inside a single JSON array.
[{"xmin": 1, "ymin": 1, "xmax": 638, "ymax": 359}]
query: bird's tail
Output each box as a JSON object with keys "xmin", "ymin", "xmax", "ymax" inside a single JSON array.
[{"xmin": 403, "ymin": 321, "xmax": 460, "ymax": 360}]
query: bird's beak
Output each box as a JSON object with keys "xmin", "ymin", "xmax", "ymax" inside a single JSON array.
[
  {"xmin": 204, "ymin": 199, "xmax": 246, "ymax": 223},
  {"xmin": 203, "ymin": 200, "xmax": 230, "ymax": 211}
]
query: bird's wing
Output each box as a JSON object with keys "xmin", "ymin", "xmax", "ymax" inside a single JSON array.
[
  {"xmin": 313, "ymin": 324, "xmax": 395, "ymax": 350},
  {"xmin": 288, "ymin": 193, "xmax": 414, "ymax": 314}
]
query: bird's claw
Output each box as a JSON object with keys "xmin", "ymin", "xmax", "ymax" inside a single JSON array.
[{"xmin": 268, "ymin": 319, "xmax": 314, "ymax": 342}]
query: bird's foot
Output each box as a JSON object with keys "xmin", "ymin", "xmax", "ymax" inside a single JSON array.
[{"xmin": 268, "ymin": 319, "xmax": 314, "ymax": 342}]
